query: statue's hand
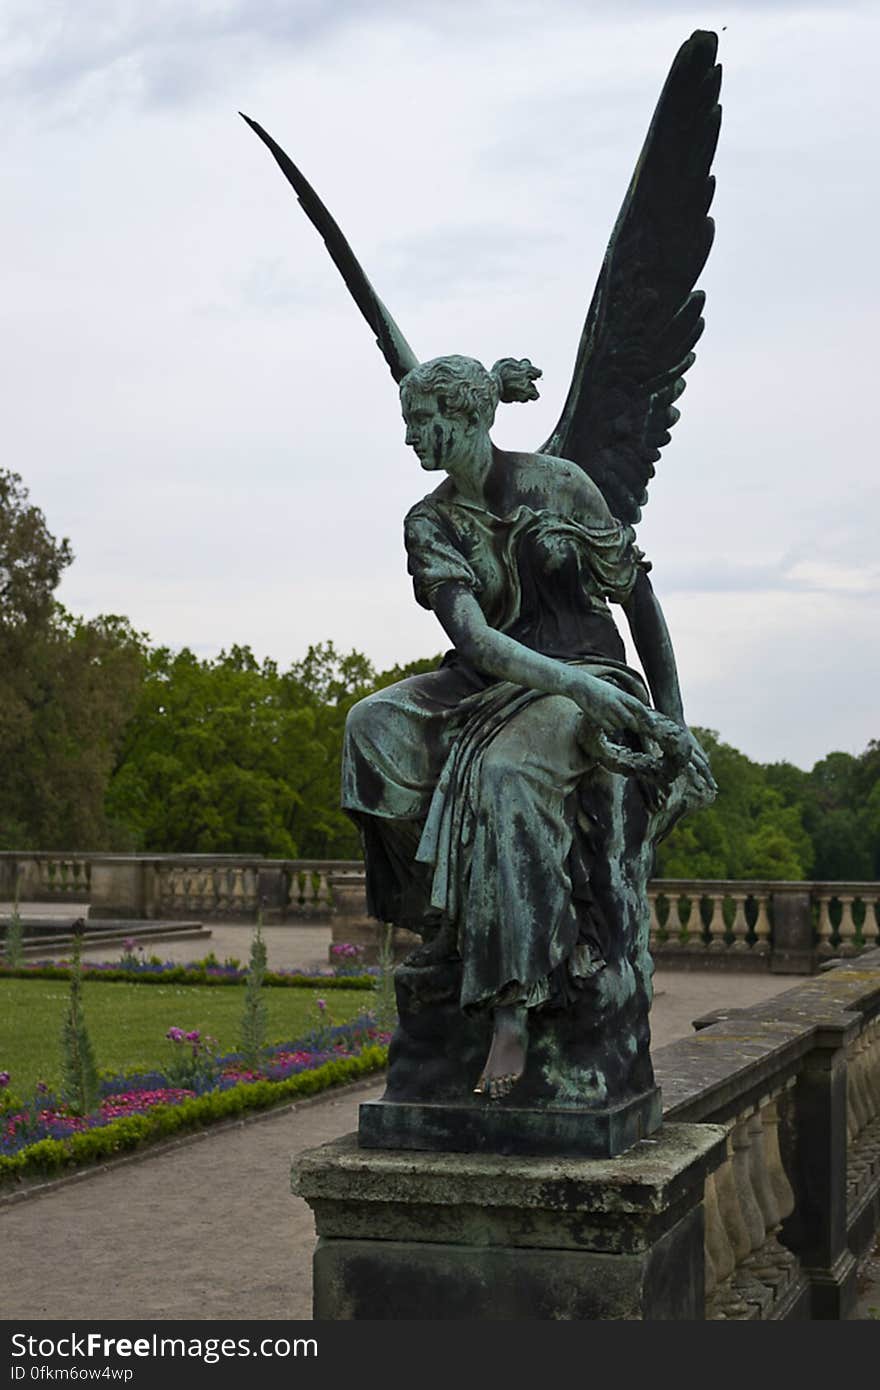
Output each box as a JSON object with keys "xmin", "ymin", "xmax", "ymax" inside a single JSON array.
[
  {"xmin": 681, "ymin": 727, "xmax": 718, "ymax": 800},
  {"xmin": 571, "ymin": 673, "xmax": 691, "ymax": 778}
]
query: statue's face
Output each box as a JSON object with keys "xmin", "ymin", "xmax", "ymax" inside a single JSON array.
[{"xmin": 403, "ymin": 389, "xmax": 475, "ymax": 472}]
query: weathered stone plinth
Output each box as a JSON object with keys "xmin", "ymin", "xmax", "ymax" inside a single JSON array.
[{"xmin": 292, "ymin": 1122, "xmax": 727, "ymax": 1320}]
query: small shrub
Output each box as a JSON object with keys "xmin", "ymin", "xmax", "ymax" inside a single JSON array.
[
  {"xmin": 163, "ymin": 1028, "xmax": 218, "ymax": 1092},
  {"xmin": 239, "ymin": 925, "xmax": 268, "ymax": 1070},
  {"xmin": 59, "ymin": 923, "xmax": 99, "ymax": 1116}
]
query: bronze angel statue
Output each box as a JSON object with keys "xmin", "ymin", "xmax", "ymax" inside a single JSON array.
[{"xmin": 244, "ymin": 31, "xmax": 722, "ymax": 1149}]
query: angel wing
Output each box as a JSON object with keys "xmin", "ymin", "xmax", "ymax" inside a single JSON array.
[
  {"xmin": 240, "ymin": 113, "xmax": 419, "ymax": 384},
  {"xmin": 539, "ymin": 30, "xmax": 721, "ymax": 526}
]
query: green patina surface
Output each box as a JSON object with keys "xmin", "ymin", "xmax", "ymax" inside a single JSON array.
[{"xmin": 246, "ymin": 31, "xmax": 723, "ymax": 1127}]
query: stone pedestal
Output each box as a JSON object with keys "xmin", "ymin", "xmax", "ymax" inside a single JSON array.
[
  {"xmin": 327, "ymin": 873, "xmax": 418, "ymax": 965},
  {"xmin": 89, "ymin": 858, "xmax": 147, "ymax": 919},
  {"xmin": 359, "ymin": 1088, "xmax": 662, "ymax": 1158},
  {"xmin": 293, "ymin": 1123, "xmax": 727, "ymax": 1320},
  {"xmin": 770, "ymin": 887, "xmax": 815, "ymax": 974}
]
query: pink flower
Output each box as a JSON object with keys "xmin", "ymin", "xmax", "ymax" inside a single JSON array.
[
  {"xmin": 0, "ymin": 1072, "xmax": 9, "ymax": 1088},
  {"xmin": 166, "ymin": 1027, "xmax": 186, "ymax": 1043},
  {"xmin": 184, "ymin": 1030, "xmax": 201, "ymax": 1044},
  {"xmin": 316, "ymin": 999, "xmax": 327, "ymax": 1011}
]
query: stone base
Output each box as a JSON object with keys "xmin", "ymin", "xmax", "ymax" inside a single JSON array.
[
  {"xmin": 358, "ymin": 1087, "xmax": 662, "ymax": 1158},
  {"xmin": 293, "ymin": 1122, "xmax": 727, "ymax": 1320}
]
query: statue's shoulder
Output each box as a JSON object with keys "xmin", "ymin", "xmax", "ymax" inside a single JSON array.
[
  {"xmin": 513, "ymin": 450, "xmax": 616, "ymax": 529},
  {"xmin": 404, "ymin": 480, "xmax": 456, "ymax": 527}
]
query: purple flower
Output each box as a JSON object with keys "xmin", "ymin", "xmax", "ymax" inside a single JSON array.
[
  {"xmin": 316, "ymin": 999, "xmax": 327, "ymax": 1011},
  {"xmin": 36, "ymin": 1081, "xmax": 49, "ymax": 1095},
  {"xmin": 123, "ymin": 937, "xmax": 137, "ymax": 951},
  {"xmin": 166, "ymin": 1027, "xmax": 186, "ymax": 1043},
  {"xmin": 0, "ymin": 1072, "xmax": 9, "ymax": 1088},
  {"xmin": 184, "ymin": 1030, "xmax": 201, "ymax": 1044}
]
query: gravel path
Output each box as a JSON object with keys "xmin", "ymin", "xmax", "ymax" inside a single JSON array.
[{"xmin": 2, "ymin": 915, "xmax": 876, "ymax": 1320}]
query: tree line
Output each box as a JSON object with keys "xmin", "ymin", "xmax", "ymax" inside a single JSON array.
[{"xmin": 2, "ymin": 469, "xmax": 878, "ymax": 881}]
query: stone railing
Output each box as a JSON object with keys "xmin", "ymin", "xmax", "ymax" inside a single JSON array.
[
  {"xmin": 2, "ymin": 854, "xmax": 879, "ymax": 971},
  {"xmin": 0, "ymin": 852, "xmax": 346, "ymax": 922},
  {"xmin": 648, "ymin": 879, "xmax": 880, "ymax": 972},
  {"xmin": 0, "ymin": 852, "xmax": 92, "ymax": 904},
  {"xmin": 653, "ymin": 948, "xmax": 880, "ymax": 1318}
]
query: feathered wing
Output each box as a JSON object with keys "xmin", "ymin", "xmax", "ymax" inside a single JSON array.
[
  {"xmin": 539, "ymin": 30, "xmax": 721, "ymax": 525},
  {"xmin": 240, "ymin": 114, "xmax": 419, "ymax": 385}
]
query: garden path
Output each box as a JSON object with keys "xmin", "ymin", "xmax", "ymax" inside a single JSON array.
[{"xmin": 1, "ymin": 916, "xmax": 877, "ymax": 1320}]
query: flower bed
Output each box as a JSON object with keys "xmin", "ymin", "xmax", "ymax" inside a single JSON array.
[{"xmin": 0, "ymin": 1016, "xmax": 389, "ymax": 1188}]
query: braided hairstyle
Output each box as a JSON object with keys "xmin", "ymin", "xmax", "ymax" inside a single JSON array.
[{"xmin": 400, "ymin": 354, "xmax": 542, "ymax": 428}]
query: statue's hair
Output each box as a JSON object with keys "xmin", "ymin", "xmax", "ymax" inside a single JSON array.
[{"xmin": 400, "ymin": 355, "xmax": 541, "ymax": 427}]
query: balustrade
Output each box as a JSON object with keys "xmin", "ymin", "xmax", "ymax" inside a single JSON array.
[
  {"xmin": 703, "ymin": 1085, "xmax": 800, "ymax": 1319},
  {"xmin": 1, "ymin": 853, "xmax": 878, "ymax": 966},
  {"xmin": 648, "ymin": 882, "xmax": 775, "ymax": 962}
]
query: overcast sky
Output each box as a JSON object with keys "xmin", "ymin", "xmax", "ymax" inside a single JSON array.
[{"xmin": 2, "ymin": 0, "xmax": 877, "ymax": 770}]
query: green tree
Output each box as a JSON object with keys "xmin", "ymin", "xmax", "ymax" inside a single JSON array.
[
  {"xmin": 0, "ymin": 472, "xmax": 146, "ymax": 849},
  {"xmin": 107, "ymin": 641, "xmax": 442, "ymax": 858},
  {"xmin": 656, "ymin": 729, "xmax": 814, "ymax": 880}
]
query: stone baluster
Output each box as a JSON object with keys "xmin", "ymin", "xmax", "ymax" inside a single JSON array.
[
  {"xmin": 815, "ymin": 894, "xmax": 836, "ymax": 958},
  {"xmin": 206, "ymin": 867, "xmax": 220, "ymax": 914},
  {"xmin": 705, "ymin": 891, "xmax": 726, "ymax": 951},
  {"xmin": 706, "ymin": 1135, "xmax": 754, "ymax": 1318},
  {"xmin": 864, "ymin": 1019, "xmax": 880, "ymax": 1118},
  {"xmin": 746, "ymin": 1108, "xmax": 778, "ymax": 1234},
  {"xmin": 304, "ymin": 870, "xmax": 318, "ymax": 909},
  {"xmin": 846, "ymin": 1040, "xmax": 859, "ymax": 1144},
  {"xmin": 752, "ymin": 893, "xmax": 771, "ymax": 954},
  {"xmin": 713, "ymin": 1131, "xmax": 753, "ymax": 1264},
  {"xmin": 294, "ymin": 870, "xmax": 307, "ymax": 909},
  {"xmin": 730, "ymin": 892, "xmax": 750, "ymax": 953},
  {"xmin": 230, "ymin": 867, "xmax": 246, "ymax": 915},
  {"xmin": 215, "ymin": 868, "xmax": 231, "ymax": 916},
  {"xmin": 243, "ymin": 867, "xmax": 258, "ymax": 914},
  {"xmin": 837, "ymin": 895, "xmax": 858, "ymax": 955},
  {"xmin": 744, "ymin": 1092, "xmax": 799, "ymax": 1295},
  {"xmin": 730, "ymin": 1114, "xmax": 769, "ymax": 1255},
  {"xmin": 648, "ymin": 891, "xmax": 663, "ymax": 951},
  {"xmin": 704, "ymin": 1170, "xmax": 736, "ymax": 1290},
  {"xmin": 174, "ymin": 868, "xmax": 189, "ymax": 913},
  {"xmin": 867, "ymin": 892, "xmax": 880, "ymax": 949},
  {"xmin": 762, "ymin": 1088, "xmax": 796, "ymax": 1230},
  {"xmin": 317, "ymin": 870, "xmax": 331, "ymax": 910},
  {"xmin": 186, "ymin": 869, "xmax": 201, "ymax": 912},
  {"xmin": 848, "ymin": 1031, "xmax": 872, "ymax": 1138}
]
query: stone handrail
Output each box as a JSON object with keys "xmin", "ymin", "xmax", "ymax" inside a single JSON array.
[{"xmin": 653, "ymin": 948, "xmax": 880, "ymax": 1318}]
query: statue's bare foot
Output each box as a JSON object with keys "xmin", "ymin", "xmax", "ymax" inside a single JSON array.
[
  {"xmin": 402, "ymin": 922, "xmax": 457, "ymax": 967},
  {"xmin": 474, "ymin": 1005, "xmax": 528, "ymax": 1101}
]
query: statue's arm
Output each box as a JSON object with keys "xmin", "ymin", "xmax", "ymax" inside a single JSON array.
[
  {"xmin": 431, "ymin": 581, "xmax": 658, "ymax": 742},
  {"xmin": 621, "ymin": 570, "xmax": 716, "ymax": 790},
  {"xmin": 620, "ymin": 569, "xmax": 685, "ymax": 723}
]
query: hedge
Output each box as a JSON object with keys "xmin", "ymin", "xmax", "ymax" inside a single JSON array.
[{"xmin": 0, "ymin": 1045, "xmax": 388, "ymax": 1188}]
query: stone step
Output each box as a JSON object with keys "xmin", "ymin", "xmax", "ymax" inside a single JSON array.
[{"xmin": 1, "ymin": 920, "xmax": 212, "ymax": 957}]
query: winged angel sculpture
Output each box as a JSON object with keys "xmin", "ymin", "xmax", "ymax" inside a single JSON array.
[{"xmin": 244, "ymin": 31, "xmax": 722, "ymax": 1129}]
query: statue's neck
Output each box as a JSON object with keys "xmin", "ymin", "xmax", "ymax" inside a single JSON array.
[{"xmin": 444, "ymin": 436, "xmax": 499, "ymax": 506}]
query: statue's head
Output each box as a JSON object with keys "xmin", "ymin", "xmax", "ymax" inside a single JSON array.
[{"xmin": 400, "ymin": 354, "xmax": 541, "ymax": 471}]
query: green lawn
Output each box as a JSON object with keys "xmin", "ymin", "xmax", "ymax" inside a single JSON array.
[{"xmin": 0, "ymin": 978, "xmax": 375, "ymax": 1096}]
